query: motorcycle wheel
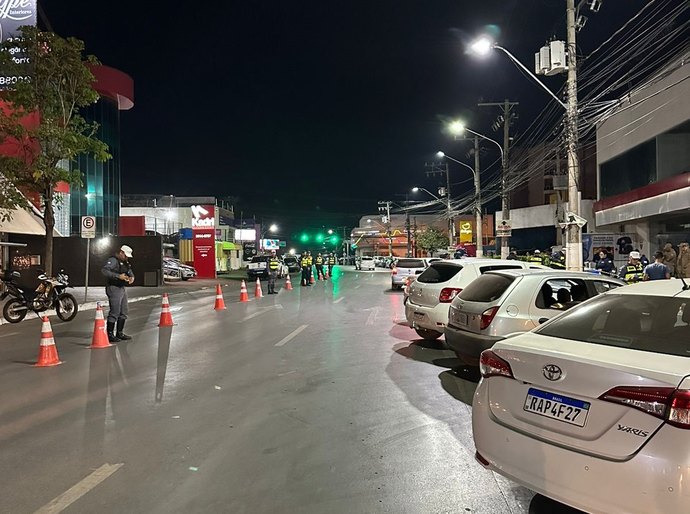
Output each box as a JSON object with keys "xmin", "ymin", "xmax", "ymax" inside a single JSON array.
[
  {"xmin": 3, "ymin": 299, "xmax": 27, "ymax": 323},
  {"xmin": 56, "ymin": 293, "xmax": 78, "ymax": 322}
]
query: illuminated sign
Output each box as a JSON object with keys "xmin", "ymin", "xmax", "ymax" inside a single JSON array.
[
  {"xmin": 191, "ymin": 204, "xmax": 215, "ymax": 229},
  {"xmin": 261, "ymin": 239, "xmax": 279, "ymax": 250},
  {"xmin": 0, "ymin": 1, "xmax": 36, "ymax": 43},
  {"xmin": 235, "ymin": 228, "xmax": 256, "ymax": 241}
]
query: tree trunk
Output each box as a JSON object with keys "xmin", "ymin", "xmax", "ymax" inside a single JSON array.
[{"xmin": 43, "ymin": 187, "xmax": 55, "ymax": 276}]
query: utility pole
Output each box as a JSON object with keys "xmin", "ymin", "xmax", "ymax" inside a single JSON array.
[
  {"xmin": 565, "ymin": 0, "xmax": 582, "ymax": 271},
  {"xmin": 423, "ymin": 161, "xmax": 454, "ymax": 248},
  {"xmin": 473, "ymin": 136, "xmax": 483, "ymax": 257},
  {"xmin": 413, "ymin": 217, "xmax": 418, "ymax": 257},
  {"xmin": 478, "ymin": 99, "xmax": 518, "ymax": 259}
]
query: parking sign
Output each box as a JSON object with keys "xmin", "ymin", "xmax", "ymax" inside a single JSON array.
[{"xmin": 81, "ymin": 216, "xmax": 96, "ymax": 238}]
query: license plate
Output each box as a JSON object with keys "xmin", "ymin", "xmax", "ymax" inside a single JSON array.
[
  {"xmin": 413, "ymin": 312, "xmax": 425, "ymax": 321},
  {"xmin": 523, "ymin": 388, "xmax": 590, "ymax": 427},
  {"xmin": 456, "ymin": 312, "xmax": 468, "ymax": 325}
]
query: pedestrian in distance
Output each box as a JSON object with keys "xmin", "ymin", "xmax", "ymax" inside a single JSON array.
[
  {"xmin": 595, "ymin": 250, "xmax": 615, "ymax": 275},
  {"xmin": 528, "ymin": 250, "xmax": 543, "ymax": 264},
  {"xmin": 101, "ymin": 245, "xmax": 134, "ymax": 343},
  {"xmin": 507, "ymin": 248, "xmax": 519, "ymax": 260},
  {"xmin": 315, "ymin": 252, "xmax": 325, "ymax": 279},
  {"xmin": 327, "ymin": 253, "xmax": 336, "ymax": 276},
  {"xmin": 618, "ymin": 250, "xmax": 644, "ymax": 283},
  {"xmin": 678, "ymin": 242, "xmax": 690, "ymax": 278},
  {"xmin": 643, "ymin": 251, "xmax": 671, "ymax": 281},
  {"xmin": 267, "ymin": 250, "xmax": 280, "ymax": 294},
  {"xmin": 550, "ymin": 248, "xmax": 566, "ymax": 270},
  {"xmin": 662, "ymin": 243, "xmax": 677, "ymax": 276}
]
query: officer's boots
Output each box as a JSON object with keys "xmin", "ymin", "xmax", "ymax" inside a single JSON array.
[
  {"xmin": 107, "ymin": 322, "xmax": 121, "ymax": 343},
  {"xmin": 116, "ymin": 319, "xmax": 132, "ymax": 340}
]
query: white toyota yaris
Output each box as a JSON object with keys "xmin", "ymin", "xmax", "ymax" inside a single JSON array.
[{"xmin": 472, "ymin": 279, "xmax": 690, "ymax": 514}]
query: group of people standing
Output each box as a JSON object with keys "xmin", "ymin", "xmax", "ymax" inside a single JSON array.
[
  {"xmin": 299, "ymin": 251, "xmax": 336, "ymax": 286},
  {"xmin": 595, "ymin": 242, "xmax": 690, "ymax": 283}
]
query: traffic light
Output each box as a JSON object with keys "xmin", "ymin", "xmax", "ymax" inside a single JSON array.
[
  {"xmin": 299, "ymin": 233, "xmax": 310, "ymax": 243},
  {"xmin": 330, "ymin": 234, "xmax": 340, "ymax": 245},
  {"xmin": 315, "ymin": 233, "xmax": 324, "ymax": 243}
]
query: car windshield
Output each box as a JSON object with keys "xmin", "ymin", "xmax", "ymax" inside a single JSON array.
[
  {"xmin": 396, "ymin": 259, "xmax": 425, "ymax": 269},
  {"xmin": 251, "ymin": 256, "xmax": 269, "ymax": 263},
  {"xmin": 537, "ymin": 294, "xmax": 690, "ymax": 357},
  {"xmin": 459, "ymin": 274, "xmax": 515, "ymax": 302},
  {"xmin": 417, "ymin": 263, "xmax": 462, "ymax": 284}
]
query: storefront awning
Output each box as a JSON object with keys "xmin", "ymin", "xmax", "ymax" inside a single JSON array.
[
  {"xmin": 220, "ymin": 241, "xmax": 240, "ymax": 251},
  {"xmin": 0, "ymin": 207, "xmax": 46, "ymax": 235}
]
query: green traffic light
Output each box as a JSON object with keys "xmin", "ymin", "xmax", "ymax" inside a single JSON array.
[
  {"xmin": 300, "ymin": 233, "xmax": 310, "ymax": 243},
  {"xmin": 315, "ymin": 233, "xmax": 324, "ymax": 243},
  {"xmin": 330, "ymin": 235, "xmax": 340, "ymax": 244}
]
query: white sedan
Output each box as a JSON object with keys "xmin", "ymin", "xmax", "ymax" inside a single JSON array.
[{"xmin": 472, "ymin": 278, "xmax": 690, "ymax": 514}]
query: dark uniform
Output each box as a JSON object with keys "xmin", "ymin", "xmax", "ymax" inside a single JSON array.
[
  {"xmin": 550, "ymin": 250, "xmax": 566, "ymax": 270},
  {"xmin": 267, "ymin": 252, "xmax": 280, "ymax": 294},
  {"xmin": 301, "ymin": 252, "xmax": 313, "ymax": 286},
  {"xmin": 595, "ymin": 253, "xmax": 615, "ymax": 274},
  {"xmin": 619, "ymin": 261, "xmax": 644, "ymax": 283},
  {"xmin": 101, "ymin": 245, "xmax": 134, "ymax": 342},
  {"xmin": 315, "ymin": 254, "xmax": 324, "ymax": 279},
  {"xmin": 327, "ymin": 254, "xmax": 336, "ymax": 276}
]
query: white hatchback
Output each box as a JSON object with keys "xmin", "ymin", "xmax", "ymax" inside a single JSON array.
[
  {"xmin": 473, "ymin": 279, "xmax": 690, "ymax": 514},
  {"xmin": 404, "ymin": 258, "xmax": 544, "ymax": 340}
]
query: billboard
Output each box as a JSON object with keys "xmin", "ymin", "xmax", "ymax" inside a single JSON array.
[
  {"xmin": 235, "ymin": 228, "xmax": 256, "ymax": 241},
  {"xmin": 260, "ymin": 239, "xmax": 279, "ymax": 250},
  {"xmin": 0, "ymin": 0, "xmax": 37, "ymax": 44},
  {"xmin": 191, "ymin": 204, "xmax": 216, "ymax": 278}
]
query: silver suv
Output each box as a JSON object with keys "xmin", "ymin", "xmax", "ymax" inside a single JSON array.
[
  {"xmin": 391, "ymin": 258, "xmax": 427, "ymax": 290},
  {"xmin": 444, "ymin": 269, "xmax": 625, "ymax": 363}
]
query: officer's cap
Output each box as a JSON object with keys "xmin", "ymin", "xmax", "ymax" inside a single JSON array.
[
  {"xmin": 120, "ymin": 245, "xmax": 133, "ymax": 258},
  {"xmin": 630, "ymin": 251, "xmax": 641, "ymax": 259}
]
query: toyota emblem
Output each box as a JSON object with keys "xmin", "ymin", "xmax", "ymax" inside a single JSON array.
[{"xmin": 542, "ymin": 364, "xmax": 563, "ymax": 381}]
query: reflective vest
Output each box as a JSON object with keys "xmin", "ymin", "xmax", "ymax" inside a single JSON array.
[
  {"xmin": 528, "ymin": 255, "xmax": 542, "ymax": 263},
  {"xmin": 621, "ymin": 263, "xmax": 644, "ymax": 283},
  {"xmin": 316, "ymin": 256, "xmax": 323, "ymax": 265},
  {"xmin": 551, "ymin": 254, "xmax": 566, "ymax": 269},
  {"xmin": 328, "ymin": 256, "xmax": 336, "ymax": 265},
  {"xmin": 268, "ymin": 257, "xmax": 280, "ymax": 271}
]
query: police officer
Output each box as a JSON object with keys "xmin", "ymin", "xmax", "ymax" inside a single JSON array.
[
  {"xmin": 550, "ymin": 248, "xmax": 566, "ymax": 270},
  {"xmin": 528, "ymin": 250, "xmax": 543, "ymax": 264},
  {"xmin": 315, "ymin": 252, "xmax": 325, "ymax": 279},
  {"xmin": 306, "ymin": 251, "xmax": 313, "ymax": 283},
  {"xmin": 327, "ymin": 253, "xmax": 336, "ymax": 276},
  {"xmin": 595, "ymin": 250, "xmax": 615, "ymax": 275},
  {"xmin": 267, "ymin": 250, "xmax": 280, "ymax": 294},
  {"xmin": 101, "ymin": 245, "xmax": 134, "ymax": 342},
  {"xmin": 619, "ymin": 250, "xmax": 644, "ymax": 283}
]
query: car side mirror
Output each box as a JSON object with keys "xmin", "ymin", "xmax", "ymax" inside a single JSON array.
[{"xmin": 538, "ymin": 317, "xmax": 550, "ymax": 324}]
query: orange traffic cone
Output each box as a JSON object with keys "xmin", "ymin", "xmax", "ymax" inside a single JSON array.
[
  {"xmin": 35, "ymin": 316, "xmax": 62, "ymax": 367},
  {"xmin": 158, "ymin": 293, "xmax": 174, "ymax": 327},
  {"xmin": 239, "ymin": 280, "xmax": 249, "ymax": 302},
  {"xmin": 285, "ymin": 274, "xmax": 293, "ymax": 290},
  {"xmin": 214, "ymin": 283, "xmax": 227, "ymax": 310},
  {"xmin": 90, "ymin": 302, "xmax": 113, "ymax": 349},
  {"xmin": 255, "ymin": 277, "xmax": 263, "ymax": 298},
  {"xmin": 310, "ymin": 274, "xmax": 315, "ymax": 284}
]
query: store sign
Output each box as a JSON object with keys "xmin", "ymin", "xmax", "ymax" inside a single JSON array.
[
  {"xmin": 459, "ymin": 222, "xmax": 473, "ymax": 243},
  {"xmin": 496, "ymin": 219, "xmax": 512, "ymax": 237},
  {"xmin": 0, "ymin": 0, "xmax": 36, "ymax": 89},
  {"xmin": 235, "ymin": 228, "xmax": 256, "ymax": 241},
  {"xmin": 191, "ymin": 204, "xmax": 216, "ymax": 278},
  {"xmin": 191, "ymin": 204, "xmax": 215, "ymax": 228},
  {"xmin": 261, "ymin": 239, "xmax": 279, "ymax": 250}
]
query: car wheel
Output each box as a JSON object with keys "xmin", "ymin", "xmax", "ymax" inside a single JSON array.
[{"xmin": 414, "ymin": 327, "xmax": 442, "ymax": 340}]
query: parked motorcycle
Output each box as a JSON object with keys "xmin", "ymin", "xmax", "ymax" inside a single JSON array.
[{"xmin": 1, "ymin": 269, "xmax": 78, "ymax": 323}]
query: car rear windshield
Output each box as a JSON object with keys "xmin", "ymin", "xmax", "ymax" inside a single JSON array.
[
  {"xmin": 251, "ymin": 256, "xmax": 268, "ymax": 263},
  {"xmin": 417, "ymin": 263, "xmax": 462, "ymax": 284},
  {"xmin": 537, "ymin": 294, "xmax": 690, "ymax": 357},
  {"xmin": 458, "ymin": 274, "xmax": 515, "ymax": 302},
  {"xmin": 396, "ymin": 259, "xmax": 425, "ymax": 269}
]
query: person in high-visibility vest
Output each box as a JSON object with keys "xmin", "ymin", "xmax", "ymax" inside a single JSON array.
[
  {"xmin": 315, "ymin": 253, "xmax": 325, "ymax": 279},
  {"xmin": 619, "ymin": 251, "xmax": 644, "ymax": 283},
  {"xmin": 267, "ymin": 250, "xmax": 280, "ymax": 294},
  {"xmin": 550, "ymin": 248, "xmax": 566, "ymax": 270},
  {"xmin": 528, "ymin": 250, "xmax": 543, "ymax": 264},
  {"xmin": 300, "ymin": 251, "xmax": 312, "ymax": 286},
  {"xmin": 327, "ymin": 253, "xmax": 336, "ymax": 276}
]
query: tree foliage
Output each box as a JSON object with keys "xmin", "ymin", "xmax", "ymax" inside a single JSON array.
[
  {"xmin": 416, "ymin": 227, "xmax": 447, "ymax": 256},
  {"xmin": 0, "ymin": 26, "xmax": 110, "ymax": 274}
]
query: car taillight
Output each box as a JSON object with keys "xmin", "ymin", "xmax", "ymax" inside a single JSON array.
[
  {"xmin": 598, "ymin": 386, "xmax": 690, "ymax": 428},
  {"xmin": 479, "ymin": 350, "xmax": 514, "ymax": 379},
  {"xmin": 392, "ymin": 267, "xmax": 398, "ymax": 275},
  {"xmin": 439, "ymin": 287, "xmax": 462, "ymax": 303},
  {"xmin": 480, "ymin": 306, "xmax": 499, "ymax": 330}
]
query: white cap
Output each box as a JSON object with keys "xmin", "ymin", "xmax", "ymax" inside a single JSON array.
[
  {"xmin": 629, "ymin": 251, "xmax": 641, "ymax": 259},
  {"xmin": 534, "ymin": 250, "xmax": 540, "ymax": 254},
  {"xmin": 120, "ymin": 245, "xmax": 133, "ymax": 258}
]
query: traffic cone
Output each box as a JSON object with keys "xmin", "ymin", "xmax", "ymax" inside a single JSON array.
[
  {"xmin": 214, "ymin": 283, "xmax": 227, "ymax": 310},
  {"xmin": 285, "ymin": 274, "xmax": 293, "ymax": 290},
  {"xmin": 239, "ymin": 280, "xmax": 249, "ymax": 302},
  {"xmin": 255, "ymin": 277, "xmax": 263, "ymax": 298},
  {"xmin": 90, "ymin": 302, "xmax": 113, "ymax": 349},
  {"xmin": 158, "ymin": 293, "xmax": 174, "ymax": 327},
  {"xmin": 35, "ymin": 316, "xmax": 62, "ymax": 367},
  {"xmin": 310, "ymin": 274, "xmax": 315, "ymax": 284}
]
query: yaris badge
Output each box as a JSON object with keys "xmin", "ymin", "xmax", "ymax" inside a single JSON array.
[{"xmin": 543, "ymin": 364, "xmax": 563, "ymax": 381}]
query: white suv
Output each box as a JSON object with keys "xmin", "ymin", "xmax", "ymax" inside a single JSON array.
[{"xmin": 405, "ymin": 258, "xmax": 544, "ymax": 340}]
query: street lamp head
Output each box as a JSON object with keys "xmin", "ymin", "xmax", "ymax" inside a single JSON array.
[
  {"xmin": 327, "ymin": 229, "xmax": 333, "ymax": 234},
  {"xmin": 470, "ymin": 37, "xmax": 493, "ymax": 56},
  {"xmin": 436, "ymin": 151, "xmax": 445, "ymax": 158},
  {"xmin": 269, "ymin": 224, "xmax": 278, "ymax": 232},
  {"xmin": 448, "ymin": 120, "xmax": 465, "ymax": 136},
  {"xmin": 411, "ymin": 187, "xmax": 420, "ymax": 193}
]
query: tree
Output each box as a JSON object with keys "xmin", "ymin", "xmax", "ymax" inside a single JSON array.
[
  {"xmin": 0, "ymin": 27, "xmax": 110, "ymax": 275},
  {"xmin": 416, "ymin": 227, "xmax": 447, "ymax": 256}
]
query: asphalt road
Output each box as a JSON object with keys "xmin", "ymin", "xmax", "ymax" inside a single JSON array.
[{"xmin": 0, "ymin": 267, "xmax": 540, "ymax": 514}]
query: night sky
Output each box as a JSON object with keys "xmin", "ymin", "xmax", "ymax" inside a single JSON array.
[{"xmin": 41, "ymin": 0, "xmax": 650, "ymax": 237}]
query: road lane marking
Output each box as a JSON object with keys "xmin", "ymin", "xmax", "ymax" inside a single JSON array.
[
  {"xmin": 334, "ymin": 297, "xmax": 344, "ymax": 304},
  {"xmin": 355, "ymin": 285, "xmax": 361, "ymax": 289},
  {"xmin": 366, "ymin": 306, "xmax": 380, "ymax": 326},
  {"xmin": 0, "ymin": 331, "xmax": 19, "ymax": 338},
  {"xmin": 34, "ymin": 463, "xmax": 124, "ymax": 514},
  {"xmin": 275, "ymin": 324, "xmax": 309, "ymax": 347},
  {"xmin": 242, "ymin": 305, "xmax": 283, "ymax": 322}
]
